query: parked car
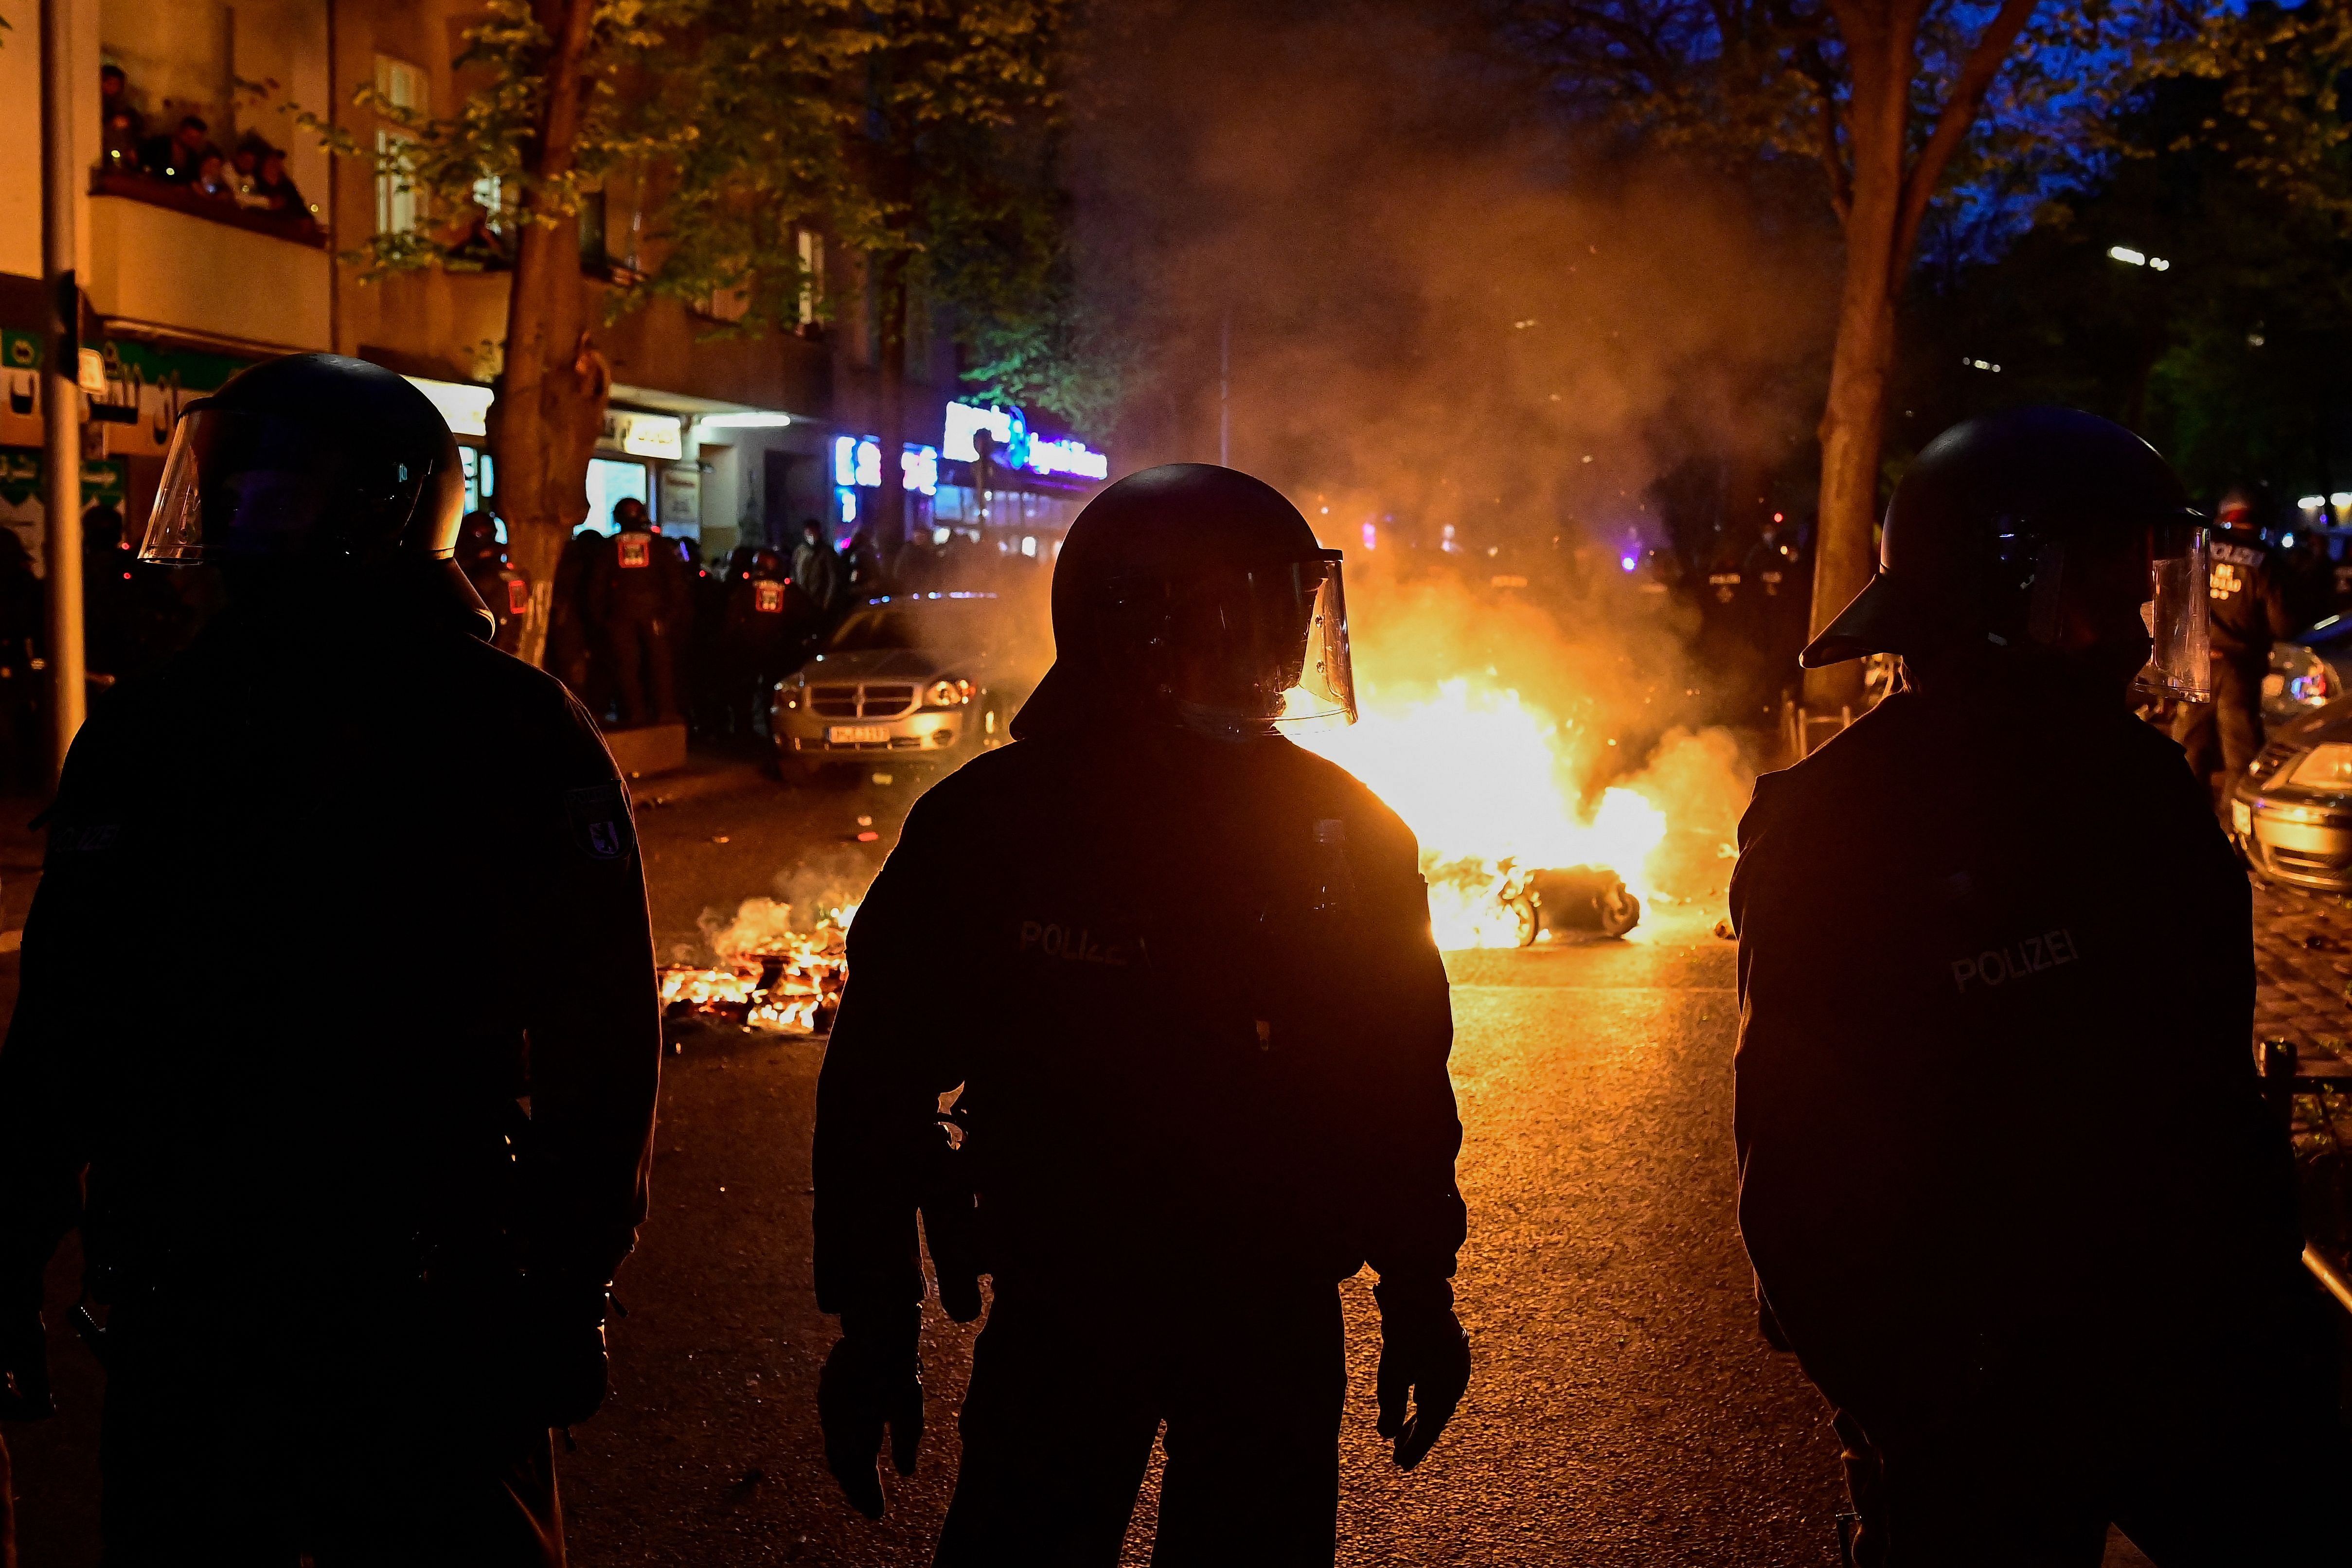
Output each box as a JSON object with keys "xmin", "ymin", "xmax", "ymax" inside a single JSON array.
[
  {"xmin": 770, "ymin": 591, "xmax": 1035, "ymax": 783},
  {"xmin": 2266, "ymin": 639, "xmax": 2344, "ymax": 727},
  {"xmin": 2223, "ymin": 622, "xmax": 2352, "ymax": 889}
]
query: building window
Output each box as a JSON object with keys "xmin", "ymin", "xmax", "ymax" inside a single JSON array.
[
  {"xmin": 578, "ymin": 189, "xmax": 607, "ymax": 268},
  {"xmin": 373, "ymin": 54, "xmax": 428, "ymax": 237},
  {"xmin": 585, "ymin": 458, "xmax": 650, "ymax": 534},
  {"xmin": 797, "ymin": 229, "xmax": 824, "ymax": 330}
]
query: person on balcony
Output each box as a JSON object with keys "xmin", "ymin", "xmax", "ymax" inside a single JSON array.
[
  {"xmin": 252, "ymin": 148, "xmax": 307, "ymax": 216},
  {"xmin": 191, "ymin": 151, "xmax": 235, "ymax": 203},
  {"xmin": 229, "ymin": 138, "xmax": 269, "ymax": 209},
  {"xmin": 138, "ymin": 115, "xmax": 216, "ymax": 185},
  {"xmin": 99, "ymin": 66, "xmax": 143, "ymax": 174}
]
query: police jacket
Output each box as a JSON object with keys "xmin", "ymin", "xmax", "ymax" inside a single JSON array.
[
  {"xmin": 1731, "ymin": 650, "xmax": 2301, "ymax": 1443},
  {"xmin": 2206, "ymin": 531, "xmax": 2295, "ymax": 661},
  {"xmin": 0, "ymin": 591, "xmax": 661, "ymax": 1302},
  {"xmin": 720, "ymin": 573, "xmax": 811, "ymax": 653},
  {"xmin": 589, "ymin": 530, "xmax": 695, "ymax": 630},
  {"xmin": 813, "ymin": 719, "xmax": 1466, "ymax": 1313},
  {"xmin": 468, "ymin": 562, "xmax": 532, "ymax": 658}
]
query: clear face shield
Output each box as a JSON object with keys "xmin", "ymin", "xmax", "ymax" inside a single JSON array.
[
  {"xmin": 142, "ymin": 407, "xmax": 346, "ymax": 562},
  {"xmin": 2135, "ymin": 520, "xmax": 2210, "ymax": 704},
  {"xmin": 1157, "ymin": 551, "xmax": 1357, "ymax": 740}
]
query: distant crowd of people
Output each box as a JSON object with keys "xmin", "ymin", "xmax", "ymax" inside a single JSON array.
[
  {"xmin": 98, "ymin": 63, "xmax": 309, "ymax": 218},
  {"xmin": 0, "ymin": 492, "xmax": 1050, "ymax": 789},
  {"xmin": 463, "ymin": 498, "xmax": 861, "ymax": 740}
]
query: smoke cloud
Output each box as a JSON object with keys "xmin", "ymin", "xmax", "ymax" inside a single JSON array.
[{"xmin": 1066, "ymin": 0, "xmax": 1836, "ymax": 893}]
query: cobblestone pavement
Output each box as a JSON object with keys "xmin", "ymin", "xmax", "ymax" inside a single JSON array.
[{"xmin": 2251, "ymin": 877, "xmax": 2352, "ymax": 1064}]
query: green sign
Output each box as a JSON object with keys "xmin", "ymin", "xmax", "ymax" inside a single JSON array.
[
  {"xmin": 1, "ymin": 332, "xmax": 36, "ymax": 373},
  {"xmin": 100, "ymin": 339, "xmax": 247, "ymax": 395},
  {"xmin": 0, "ymin": 448, "xmax": 128, "ymax": 510}
]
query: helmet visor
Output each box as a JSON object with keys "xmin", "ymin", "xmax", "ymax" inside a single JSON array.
[
  {"xmin": 2136, "ymin": 522, "xmax": 2209, "ymax": 703},
  {"xmin": 1164, "ymin": 552, "xmax": 1356, "ymax": 738},
  {"xmin": 142, "ymin": 407, "xmax": 340, "ymax": 562}
]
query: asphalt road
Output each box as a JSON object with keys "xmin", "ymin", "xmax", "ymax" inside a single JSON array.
[
  {"xmin": 567, "ymin": 761, "xmax": 1861, "ymax": 1565},
  {"xmin": 6, "ymin": 757, "xmax": 2161, "ymax": 1565}
]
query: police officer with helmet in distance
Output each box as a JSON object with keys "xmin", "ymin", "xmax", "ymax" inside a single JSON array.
[
  {"xmin": 0, "ymin": 353, "xmax": 661, "ymax": 1565},
  {"xmin": 1733, "ymin": 408, "xmax": 2348, "ymax": 1565},
  {"xmin": 813, "ymin": 463, "xmax": 1470, "ymax": 1563},
  {"xmin": 2171, "ymin": 490, "xmax": 2293, "ymax": 804}
]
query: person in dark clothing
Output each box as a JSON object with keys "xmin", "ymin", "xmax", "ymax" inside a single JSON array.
[
  {"xmin": 2172, "ymin": 493, "xmax": 2296, "ymax": 802},
  {"xmin": 460, "ymin": 512, "xmax": 533, "ymax": 658},
  {"xmin": 80, "ymin": 502, "xmax": 136, "ymax": 683},
  {"xmin": 251, "ymin": 147, "xmax": 306, "ymax": 215},
  {"xmin": 1734, "ymin": 408, "xmax": 2346, "ymax": 1567},
  {"xmin": 139, "ymin": 115, "xmax": 214, "ymax": 184},
  {"xmin": 0, "ymin": 355, "xmax": 661, "ymax": 1566},
  {"xmin": 549, "ymin": 525, "xmax": 612, "ymax": 712},
  {"xmin": 587, "ymin": 499, "xmax": 694, "ymax": 728},
  {"xmin": 0, "ymin": 530, "xmax": 43, "ymax": 794},
  {"xmin": 792, "ymin": 517, "xmax": 845, "ymax": 615},
  {"xmin": 814, "ymin": 464, "xmax": 1470, "ymax": 1564},
  {"xmin": 99, "ymin": 66, "xmax": 143, "ymax": 174},
  {"xmin": 1741, "ymin": 515, "xmax": 1809, "ymax": 713},
  {"xmin": 714, "ymin": 547, "xmax": 810, "ymax": 739}
]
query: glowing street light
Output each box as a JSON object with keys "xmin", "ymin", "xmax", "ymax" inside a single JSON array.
[{"xmin": 2108, "ymin": 245, "xmax": 2172, "ymax": 271}]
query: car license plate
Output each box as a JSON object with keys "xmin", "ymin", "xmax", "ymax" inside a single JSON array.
[
  {"xmin": 2232, "ymin": 799, "xmax": 2254, "ymax": 837},
  {"xmin": 829, "ymin": 725, "xmax": 889, "ymax": 744}
]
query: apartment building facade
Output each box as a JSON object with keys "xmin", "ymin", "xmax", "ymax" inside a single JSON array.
[{"xmin": 0, "ymin": 0, "xmax": 1107, "ymax": 578}]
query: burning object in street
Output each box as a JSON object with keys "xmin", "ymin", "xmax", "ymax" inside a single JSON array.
[
  {"xmin": 1499, "ymin": 864, "xmax": 1642, "ymax": 943},
  {"xmin": 659, "ymin": 897, "xmax": 856, "ymax": 1035},
  {"xmin": 1296, "ymin": 677, "xmax": 1669, "ymax": 948}
]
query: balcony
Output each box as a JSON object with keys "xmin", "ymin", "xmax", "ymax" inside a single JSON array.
[
  {"xmin": 84, "ymin": 172, "xmax": 333, "ymax": 355},
  {"xmin": 89, "ymin": 171, "xmax": 329, "ymax": 249}
]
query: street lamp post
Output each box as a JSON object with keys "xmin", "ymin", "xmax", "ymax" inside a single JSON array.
[{"xmin": 40, "ymin": 0, "xmax": 87, "ymax": 782}]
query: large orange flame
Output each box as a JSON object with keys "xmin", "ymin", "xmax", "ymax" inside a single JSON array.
[{"xmin": 1294, "ymin": 676, "xmax": 1667, "ymax": 948}]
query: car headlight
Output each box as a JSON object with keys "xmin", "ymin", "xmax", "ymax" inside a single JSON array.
[
  {"xmin": 926, "ymin": 678, "xmax": 973, "ymax": 709},
  {"xmin": 2291, "ymin": 743, "xmax": 2352, "ymax": 790}
]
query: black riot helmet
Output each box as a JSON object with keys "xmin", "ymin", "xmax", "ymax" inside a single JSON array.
[
  {"xmin": 457, "ymin": 510, "xmax": 504, "ymax": 571},
  {"xmin": 1803, "ymin": 407, "xmax": 2209, "ymax": 702},
  {"xmin": 141, "ymin": 353, "xmax": 490, "ymax": 634},
  {"xmin": 1012, "ymin": 463, "xmax": 1355, "ymax": 742}
]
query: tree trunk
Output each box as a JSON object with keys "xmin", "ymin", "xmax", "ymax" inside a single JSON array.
[
  {"xmin": 867, "ymin": 250, "xmax": 910, "ymax": 587},
  {"xmin": 1803, "ymin": 7, "xmax": 1915, "ymax": 710},
  {"xmin": 487, "ymin": 0, "xmax": 610, "ymax": 669}
]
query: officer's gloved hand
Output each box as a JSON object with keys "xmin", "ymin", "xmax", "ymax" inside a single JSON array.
[
  {"xmin": 1374, "ymin": 1276, "xmax": 1469, "ymax": 1470},
  {"xmin": 518, "ymin": 1273, "xmax": 611, "ymax": 1430},
  {"xmin": 819, "ymin": 1302, "xmax": 923, "ymax": 1519},
  {"xmin": 0, "ymin": 1265, "xmax": 52, "ymax": 1421}
]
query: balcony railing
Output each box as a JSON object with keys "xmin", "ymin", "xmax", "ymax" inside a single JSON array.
[{"xmin": 89, "ymin": 170, "xmax": 328, "ymax": 249}]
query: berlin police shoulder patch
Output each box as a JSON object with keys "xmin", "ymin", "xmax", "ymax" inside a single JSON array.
[{"xmin": 564, "ymin": 783, "xmax": 636, "ymax": 862}]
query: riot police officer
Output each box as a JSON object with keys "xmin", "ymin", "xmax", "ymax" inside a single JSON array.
[
  {"xmin": 2172, "ymin": 492, "xmax": 2293, "ymax": 801},
  {"xmin": 813, "ymin": 464, "xmax": 1470, "ymax": 1563},
  {"xmin": 460, "ymin": 510, "xmax": 533, "ymax": 657},
  {"xmin": 0, "ymin": 354, "xmax": 661, "ymax": 1565},
  {"xmin": 1734, "ymin": 409, "xmax": 2345, "ymax": 1565},
  {"xmin": 715, "ymin": 547, "xmax": 810, "ymax": 739},
  {"xmin": 588, "ymin": 498, "xmax": 694, "ymax": 728}
]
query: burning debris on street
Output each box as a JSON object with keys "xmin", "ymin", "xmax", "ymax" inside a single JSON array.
[{"xmin": 659, "ymin": 896, "xmax": 859, "ymax": 1036}]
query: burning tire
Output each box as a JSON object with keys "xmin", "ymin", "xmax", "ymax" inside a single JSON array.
[{"xmin": 1510, "ymin": 865, "xmax": 1642, "ymax": 944}]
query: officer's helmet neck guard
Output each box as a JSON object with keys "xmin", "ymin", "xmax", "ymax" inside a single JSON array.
[
  {"xmin": 1802, "ymin": 406, "xmax": 2209, "ymax": 704},
  {"xmin": 1013, "ymin": 463, "xmax": 1356, "ymax": 744},
  {"xmin": 141, "ymin": 352, "xmax": 489, "ymax": 637}
]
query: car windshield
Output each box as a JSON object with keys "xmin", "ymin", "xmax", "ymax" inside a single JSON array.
[{"xmin": 825, "ymin": 597, "xmax": 999, "ymax": 654}]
